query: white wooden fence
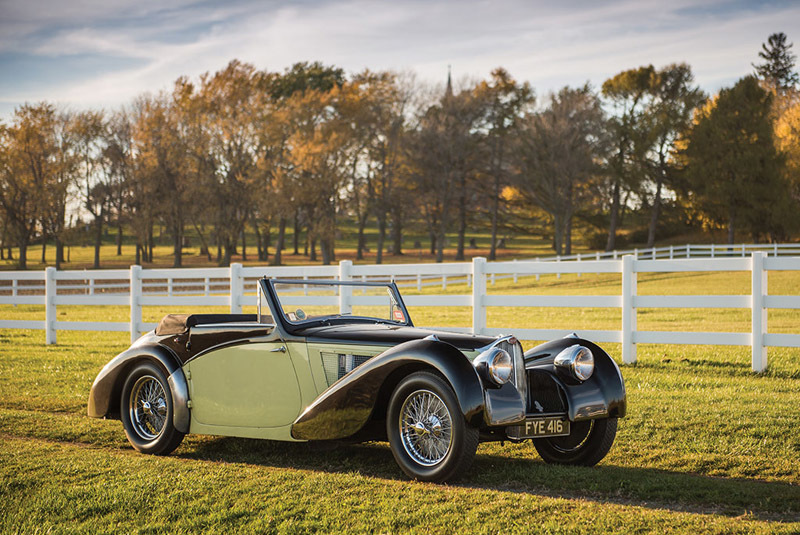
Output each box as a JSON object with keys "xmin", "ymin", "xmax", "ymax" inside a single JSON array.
[
  {"xmin": 1, "ymin": 253, "xmax": 799, "ymax": 372},
  {"xmin": 532, "ymin": 242, "xmax": 800, "ymax": 262}
]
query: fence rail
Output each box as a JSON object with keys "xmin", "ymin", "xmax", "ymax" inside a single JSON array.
[{"xmin": 1, "ymin": 252, "xmax": 799, "ymax": 372}]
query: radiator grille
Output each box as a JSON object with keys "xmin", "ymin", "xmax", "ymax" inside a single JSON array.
[
  {"xmin": 321, "ymin": 352, "xmax": 372, "ymax": 386},
  {"xmin": 526, "ymin": 369, "xmax": 566, "ymax": 413}
]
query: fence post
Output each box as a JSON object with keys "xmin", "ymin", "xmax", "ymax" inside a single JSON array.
[
  {"xmin": 621, "ymin": 255, "xmax": 637, "ymax": 365},
  {"xmin": 751, "ymin": 252, "xmax": 767, "ymax": 372},
  {"xmin": 472, "ymin": 257, "xmax": 486, "ymax": 335},
  {"xmin": 45, "ymin": 267, "xmax": 57, "ymax": 345},
  {"xmin": 130, "ymin": 265, "xmax": 142, "ymax": 344},
  {"xmin": 556, "ymin": 256, "xmax": 561, "ymax": 279},
  {"xmin": 229, "ymin": 263, "xmax": 243, "ymax": 314},
  {"xmin": 338, "ymin": 260, "xmax": 352, "ymax": 314},
  {"xmin": 576, "ymin": 254, "xmax": 581, "ymax": 278}
]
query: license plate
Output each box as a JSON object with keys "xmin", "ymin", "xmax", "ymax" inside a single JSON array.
[{"xmin": 507, "ymin": 416, "xmax": 570, "ymax": 438}]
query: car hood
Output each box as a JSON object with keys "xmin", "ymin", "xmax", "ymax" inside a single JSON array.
[{"xmin": 294, "ymin": 323, "xmax": 497, "ymax": 351}]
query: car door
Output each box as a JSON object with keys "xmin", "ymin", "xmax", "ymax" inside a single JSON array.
[{"xmin": 184, "ymin": 341, "xmax": 302, "ymax": 428}]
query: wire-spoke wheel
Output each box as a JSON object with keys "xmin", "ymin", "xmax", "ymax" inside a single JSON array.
[
  {"xmin": 129, "ymin": 375, "xmax": 168, "ymax": 441},
  {"xmin": 120, "ymin": 362, "xmax": 185, "ymax": 455},
  {"xmin": 399, "ymin": 389, "xmax": 453, "ymax": 466},
  {"xmin": 387, "ymin": 371, "xmax": 478, "ymax": 482}
]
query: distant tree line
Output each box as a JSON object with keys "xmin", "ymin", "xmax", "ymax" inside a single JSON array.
[{"xmin": 1, "ymin": 33, "xmax": 799, "ymax": 269}]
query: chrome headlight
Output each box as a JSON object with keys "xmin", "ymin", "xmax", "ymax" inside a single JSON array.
[
  {"xmin": 554, "ymin": 345, "xmax": 594, "ymax": 381},
  {"xmin": 474, "ymin": 347, "xmax": 513, "ymax": 386}
]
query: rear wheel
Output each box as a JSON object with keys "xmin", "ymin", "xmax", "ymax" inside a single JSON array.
[
  {"xmin": 120, "ymin": 362, "xmax": 185, "ymax": 455},
  {"xmin": 386, "ymin": 371, "xmax": 478, "ymax": 482},
  {"xmin": 533, "ymin": 417, "xmax": 617, "ymax": 466}
]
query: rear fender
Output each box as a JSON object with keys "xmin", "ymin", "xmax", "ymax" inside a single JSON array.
[
  {"xmin": 291, "ymin": 339, "xmax": 485, "ymax": 440},
  {"xmin": 87, "ymin": 332, "xmax": 191, "ymax": 433}
]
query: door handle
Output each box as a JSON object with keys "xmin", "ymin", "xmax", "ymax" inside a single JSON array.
[{"xmin": 270, "ymin": 346, "xmax": 287, "ymax": 353}]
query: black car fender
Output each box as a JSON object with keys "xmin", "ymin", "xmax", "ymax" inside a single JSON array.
[
  {"xmin": 87, "ymin": 332, "xmax": 191, "ymax": 433},
  {"xmin": 524, "ymin": 337, "xmax": 627, "ymax": 421},
  {"xmin": 291, "ymin": 338, "xmax": 486, "ymax": 441}
]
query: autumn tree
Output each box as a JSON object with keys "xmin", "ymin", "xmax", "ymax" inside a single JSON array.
[
  {"xmin": 514, "ymin": 85, "xmax": 607, "ymax": 255},
  {"xmin": 0, "ymin": 104, "xmax": 64, "ymax": 268},
  {"xmin": 474, "ymin": 68, "xmax": 534, "ymax": 260},
  {"xmin": 681, "ymin": 76, "xmax": 788, "ymax": 243},
  {"xmin": 602, "ymin": 66, "xmax": 656, "ymax": 250},
  {"xmin": 641, "ymin": 64, "xmax": 705, "ymax": 247}
]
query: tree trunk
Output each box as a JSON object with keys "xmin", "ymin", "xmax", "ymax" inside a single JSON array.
[
  {"xmin": 436, "ymin": 222, "xmax": 446, "ymax": 263},
  {"xmin": 55, "ymin": 238, "xmax": 63, "ymax": 269},
  {"xmin": 172, "ymin": 223, "xmax": 182, "ymax": 268},
  {"xmin": 646, "ymin": 178, "xmax": 662, "ymax": 248},
  {"xmin": 116, "ymin": 224, "xmax": 123, "ymax": 256},
  {"xmin": 135, "ymin": 242, "xmax": 141, "ymax": 266},
  {"xmin": 293, "ymin": 211, "xmax": 300, "ymax": 255},
  {"xmin": 253, "ymin": 221, "xmax": 263, "ymax": 261},
  {"xmin": 356, "ymin": 213, "xmax": 367, "ymax": 260},
  {"xmin": 18, "ymin": 241, "xmax": 27, "ymax": 269},
  {"xmin": 309, "ymin": 237, "xmax": 317, "ymax": 262},
  {"xmin": 606, "ymin": 180, "xmax": 621, "ymax": 251},
  {"xmin": 147, "ymin": 224, "xmax": 154, "ymax": 263},
  {"xmin": 553, "ymin": 212, "xmax": 563, "ymax": 256},
  {"xmin": 94, "ymin": 215, "xmax": 103, "ymax": 269},
  {"xmin": 391, "ymin": 206, "xmax": 403, "ymax": 256},
  {"xmin": 727, "ymin": 211, "xmax": 735, "ymax": 245},
  {"xmin": 241, "ymin": 227, "xmax": 247, "ymax": 262},
  {"xmin": 429, "ymin": 231, "xmax": 436, "ymax": 255},
  {"xmin": 376, "ymin": 215, "xmax": 386, "ymax": 265},
  {"xmin": 272, "ymin": 218, "xmax": 286, "ymax": 266},
  {"xmin": 489, "ymin": 174, "xmax": 500, "ymax": 261},
  {"xmin": 455, "ymin": 178, "xmax": 466, "ymax": 261},
  {"xmin": 565, "ymin": 215, "xmax": 572, "ymax": 256}
]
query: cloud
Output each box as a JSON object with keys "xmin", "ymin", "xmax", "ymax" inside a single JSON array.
[{"xmin": 1, "ymin": 0, "xmax": 799, "ymax": 114}]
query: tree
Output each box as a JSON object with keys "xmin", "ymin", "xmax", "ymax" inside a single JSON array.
[
  {"xmin": 0, "ymin": 104, "xmax": 62, "ymax": 269},
  {"xmin": 753, "ymin": 32, "xmax": 800, "ymax": 92},
  {"xmin": 681, "ymin": 76, "xmax": 787, "ymax": 243},
  {"xmin": 514, "ymin": 85, "xmax": 607, "ymax": 255},
  {"xmin": 601, "ymin": 66, "xmax": 656, "ymax": 250},
  {"xmin": 641, "ymin": 64, "xmax": 705, "ymax": 247},
  {"xmin": 407, "ymin": 83, "xmax": 483, "ymax": 262},
  {"xmin": 474, "ymin": 68, "xmax": 534, "ymax": 260},
  {"xmin": 73, "ymin": 110, "xmax": 109, "ymax": 269}
]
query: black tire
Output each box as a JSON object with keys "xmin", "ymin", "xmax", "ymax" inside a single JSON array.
[
  {"xmin": 120, "ymin": 362, "xmax": 185, "ymax": 455},
  {"xmin": 533, "ymin": 417, "xmax": 617, "ymax": 466},
  {"xmin": 386, "ymin": 371, "xmax": 479, "ymax": 482}
]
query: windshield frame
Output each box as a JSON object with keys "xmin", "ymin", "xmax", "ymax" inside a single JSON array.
[{"xmin": 259, "ymin": 278, "xmax": 413, "ymax": 334}]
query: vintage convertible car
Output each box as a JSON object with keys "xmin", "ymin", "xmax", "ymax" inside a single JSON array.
[{"xmin": 88, "ymin": 278, "xmax": 626, "ymax": 482}]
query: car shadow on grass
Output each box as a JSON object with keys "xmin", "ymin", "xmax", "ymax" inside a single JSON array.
[{"xmin": 180, "ymin": 435, "xmax": 800, "ymax": 523}]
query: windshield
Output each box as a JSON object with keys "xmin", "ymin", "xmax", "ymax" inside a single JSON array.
[{"xmin": 268, "ymin": 280, "xmax": 409, "ymax": 326}]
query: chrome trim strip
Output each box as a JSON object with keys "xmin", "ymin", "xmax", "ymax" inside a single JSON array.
[{"xmin": 168, "ymin": 370, "xmax": 191, "ymax": 433}]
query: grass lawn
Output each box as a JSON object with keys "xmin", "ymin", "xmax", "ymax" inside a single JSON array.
[{"xmin": 1, "ymin": 270, "xmax": 799, "ymax": 533}]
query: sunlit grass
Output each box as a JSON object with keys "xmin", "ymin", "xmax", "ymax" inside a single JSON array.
[{"xmin": 1, "ymin": 270, "xmax": 799, "ymax": 532}]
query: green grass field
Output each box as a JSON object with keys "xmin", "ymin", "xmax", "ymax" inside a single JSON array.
[{"xmin": 1, "ymin": 270, "xmax": 799, "ymax": 533}]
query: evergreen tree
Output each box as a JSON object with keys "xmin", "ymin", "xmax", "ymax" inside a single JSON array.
[
  {"xmin": 753, "ymin": 32, "xmax": 800, "ymax": 91},
  {"xmin": 681, "ymin": 76, "xmax": 788, "ymax": 243}
]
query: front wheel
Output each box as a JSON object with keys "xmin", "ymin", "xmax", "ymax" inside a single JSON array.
[
  {"xmin": 533, "ymin": 417, "xmax": 617, "ymax": 466},
  {"xmin": 386, "ymin": 371, "xmax": 479, "ymax": 482},
  {"xmin": 120, "ymin": 362, "xmax": 185, "ymax": 455}
]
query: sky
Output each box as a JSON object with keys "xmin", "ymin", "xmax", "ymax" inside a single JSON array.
[{"xmin": 1, "ymin": 0, "xmax": 800, "ymax": 118}]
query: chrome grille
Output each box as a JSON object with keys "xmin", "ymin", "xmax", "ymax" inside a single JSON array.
[{"xmin": 527, "ymin": 369, "xmax": 566, "ymax": 413}]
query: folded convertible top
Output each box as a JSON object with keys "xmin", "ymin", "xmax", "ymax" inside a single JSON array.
[{"xmin": 155, "ymin": 314, "xmax": 258, "ymax": 336}]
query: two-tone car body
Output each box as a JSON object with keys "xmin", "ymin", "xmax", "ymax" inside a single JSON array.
[{"xmin": 88, "ymin": 278, "xmax": 626, "ymax": 481}]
